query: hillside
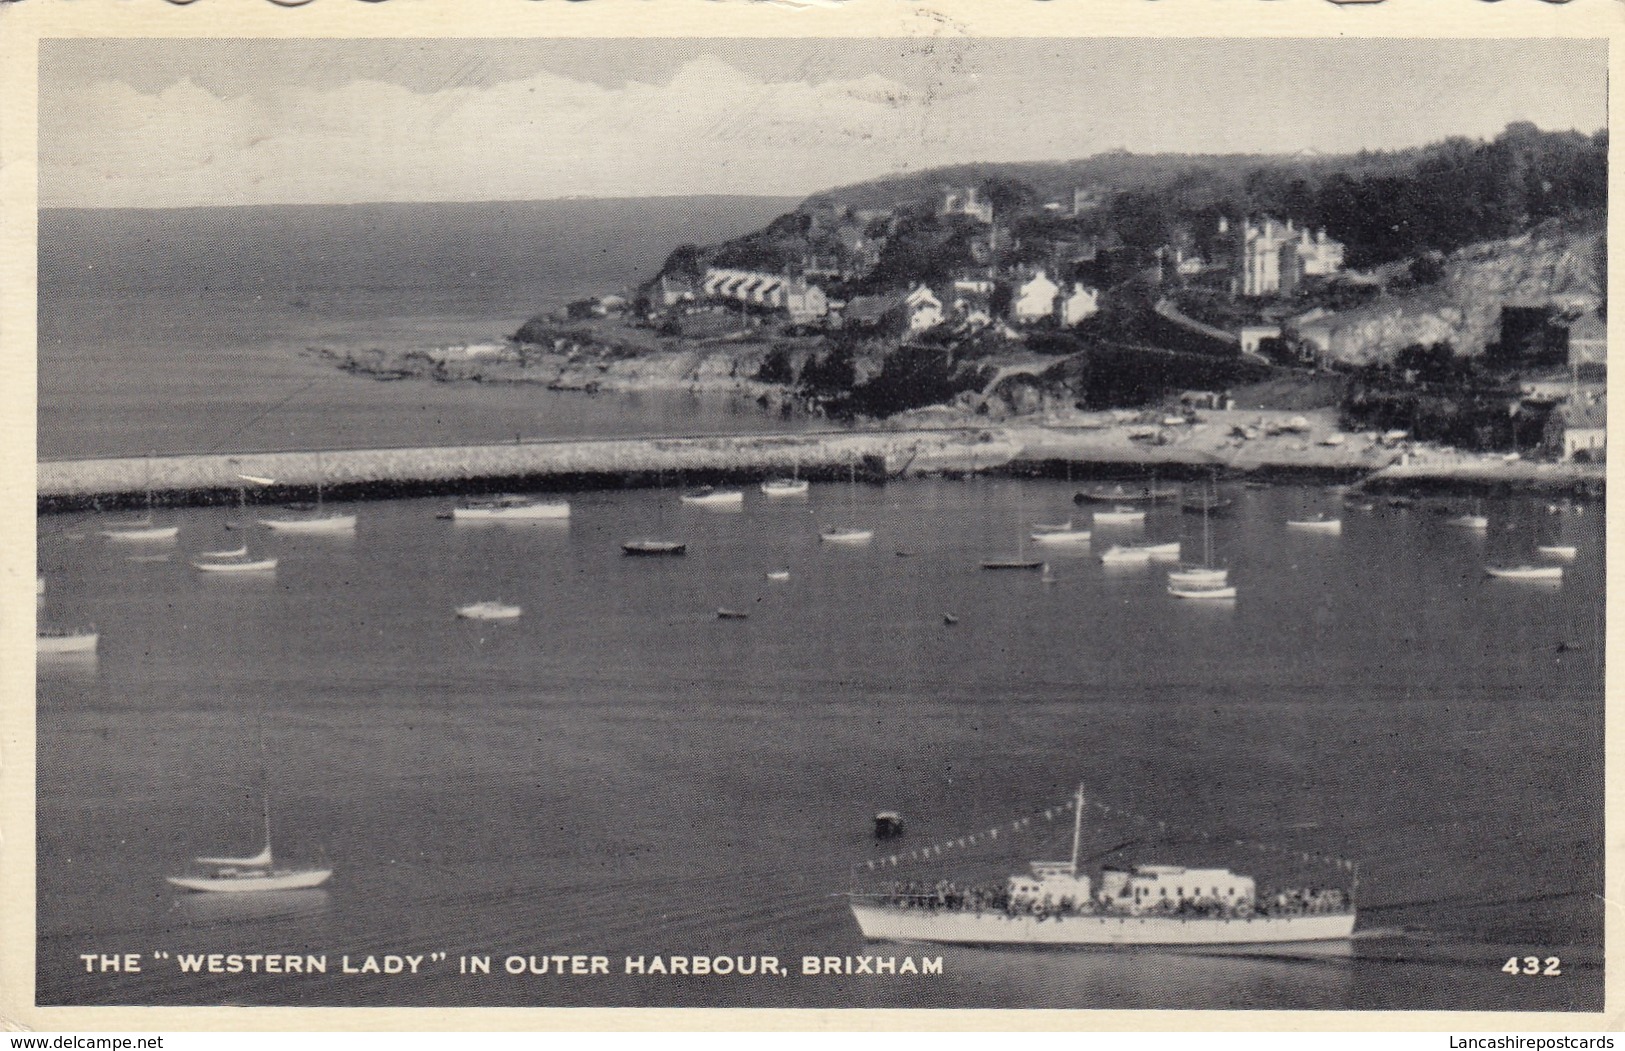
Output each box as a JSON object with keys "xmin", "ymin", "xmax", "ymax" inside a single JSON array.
[{"xmin": 1303, "ymin": 213, "xmax": 1604, "ymax": 365}]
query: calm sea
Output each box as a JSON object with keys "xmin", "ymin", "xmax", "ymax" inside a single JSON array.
[
  {"xmin": 39, "ymin": 199, "xmax": 805, "ymax": 460},
  {"xmin": 37, "ymin": 481, "xmax": 1604, "ymax": 1010}
]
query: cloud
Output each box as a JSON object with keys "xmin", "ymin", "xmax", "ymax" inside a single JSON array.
[{"xmin": 42, "ymin": 58, "xmax": 939, "ymax": 208}]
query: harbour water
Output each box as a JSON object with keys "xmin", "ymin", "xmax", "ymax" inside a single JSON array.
[
  {"xmin": 37, "ymin": 480, "xmax": 1604, "ymax": 1010},
  {"xmin": 39, "ymin": 199, "xmax": 805, "ymax": 460}
]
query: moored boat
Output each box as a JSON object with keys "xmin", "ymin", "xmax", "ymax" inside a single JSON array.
[
  {"xmin": 260, "ymin": 512, "xmax": 357, "ymax": 535},
  {"xmin": 452, "ymin": 494, "xmax": 570, "ymax": 521},
  {"xmin": 456, "ymin": 600, "xmax": 523, "ymax": 620},
  {"xmin": 1092, "ymin": 506, "xmax": 1146, "ymax": 525},
  {"xmin": 1286, "ymin": 516, "xmax": 1342, "ymax": 534},
  {"xmin": 1168, "ymin": 566, "xmax": 1229, "ymax": 587},
  {"xmin": 1074, "ymin": 484, "xmax": 1179, "ymax": 505},
  {"xmin": 1485, "ymin": 564, "xmax": 1563, "ymax": 581},
  {"xmin": 765, "ymin": 569, "xmax": 791, "ymax": 581},
  {"xmin": 1030, "ymin": 528, "xmax": 1092, "ymax": 544},
  {"xmin": 760, "ymin": 478, "xmax": 810, "ymax": 497},
  {"xmin": 168, "ymin": 773, "xmax": 331, "ymax": 894},
  {"xmin": 1100, "ymin": 545, "xmax": 1153, "ymax": 566},
  {"xmin": 820, "ymin": 527, "xmax": 874, "ymax": 545},
  {"xmin": 36, "ymin": 627, "xmax": 98, "ymax": 655},
  {"xmin": 101, "ymin": 522, "xmax": 180, "ymax": 543},
  {"xmin": 716, "ymin": 608, "xmax": 750, "ymax": 620},
  {"xmin": 192, "ymin": 556, "xmax": 278, "ymax": 573},
  {"xmin": 1537, "ymin": 545, "xmax": 1578, "ymax": 560},
  {"xmin": 1447, "ymin": 514, "xmax": 1489, "ymax": 531},
  {"xmin": 622, "ymin": 539, "xmax": 687, "ymax": 556},
  {"xmin": 1168, "ymin": 582, "xmax": 1238, "ymax": 600},
  {"xmin": 980, "ymin": 558, "xmax": 1044, "ymax": 571},
  {"xmin": 680, "ymin": 487, "xmax": 744, "ymax": 507}
]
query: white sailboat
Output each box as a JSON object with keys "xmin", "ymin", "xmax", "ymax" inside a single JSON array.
[
  {"xmin": 100, "ymin": 478, "xmax": 178, "ymax": 543},
  {"xmin": 167, "ymin": 729, "xmax": 331, "ymax": 894},
  {"xmin": 1092, "ymin": 506, "xmax": 1146, "ymax": 526},
  {"xmin": 821, "ymin": 460, "xmax": 873, "ymax": 544},
  {"xmin": 1485, "ymin": 564, "xmax": 1563, "ymax": 581},
  {"xmin": 259, "ymin": 468, "xmax": 356, "ymax": 535},
  {"xmin": 624, "ymin": 469, "xmax": 688, "ymax": 556},
  {"xmin": 456, "ymin": 600, "xmax": 523, "ymax": 620},
  {"xmin": 1169, "ymin": 479, "xmax": 1232, "ymax": 592},
  {"xmin": 680, "ymin": 486, "xmax": 745, "ymax": 507},
  {"xmin": 1286, "ymin": 514, "xmax": 1342, "ymax": 534},
  {"xmin": 761, "ymin": 459, "xmax": 809, "ymax": 497}
]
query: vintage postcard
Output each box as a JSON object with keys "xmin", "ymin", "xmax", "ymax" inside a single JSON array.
[{"xmin": 1, "ymin": 0, "xmax": 1617, "ymax": 1033}]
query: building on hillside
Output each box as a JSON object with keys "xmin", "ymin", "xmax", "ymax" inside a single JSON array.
[
  {"xmin": 1060, "ymin": 283, "xmax": 1101, "ymax": 326},
  {"xmin": 1231, "ymin": 218, "xmax": 1346, "ymax": 297},
  {"xmin": 941, "ymin": 186, "xmax": 995, "ymax": 224},
  {"xmin": 1545, "ymin": 392, "xmax": 1606, "ymax": 461},
  {"xmin": 783, "ymin": 278, "xmax": 830, "ymax": 325},
  {"xmin": 1239, "ymin": 324, "xmax": 1282, "ymax": 357},
  {"xmin": 1014, "ymin": 270, "xmax": 1061, "ymax": 323},
  {"xmin": 653, "ymin": 274, "xmax": 697, "ymax": 307},
  {"xmin": 1566, "ymin": 311, "xmax": 1607, "ymax": 376},
  {"xmin": 904, "ymin": 284, "xmax": 944, "ymax": 333},
  {"xmin": 842, "ymin": 292, "xmax": 907, "ymax": 335},
  {"xmin": 1072, "ymin": 186, "xmax": 1107, "ymax": 216}
]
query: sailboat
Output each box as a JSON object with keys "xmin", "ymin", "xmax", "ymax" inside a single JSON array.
[
  {"xmin": 259, "ymin": 463, "xmax": 356, "ymax": 535},
  {"xmin": 624, "ymin": 469, "xmax": 688, "ymax": 555},
  {"xmin": 167, "ymin": 726, "xmax": 331, "ymax": 893},
  {"xmin": 1092, "ymin": 506, "xmax": 1146, "ymax": 526},
  {"xmin": 1447, "ymin": 498, "xmax": 1489, "ymax": 531},
  {"xmin": 761, "ymin": 457, "xmax": 809, "ymax": 497},
  {"xmin": 100, "ymin": 477, "xmax": 178, "ymax": 543},
  {"xmin": 982, "ymin": 484, "xmax": 1045, "ymax": 569},
  {"xmin": 1169, "ymin": 478, "xmax": 1231, "ymax": 593},
  {"xmin": 821, "ymin": 459, "xmax": 874, "ymax": 544},
  {"xmin": 36, "ymin": 625, "xmax": 99, "ymax": 655}
]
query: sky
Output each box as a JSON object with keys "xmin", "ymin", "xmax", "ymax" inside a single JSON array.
[{"xmin": 39, "ymin": 38, "xmax": 1608, "ymax": 209}]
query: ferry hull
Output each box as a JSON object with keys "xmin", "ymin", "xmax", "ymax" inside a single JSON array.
[{"xmin": 849, "ymin": 903, "xmax": 1355, "ymax": 947}]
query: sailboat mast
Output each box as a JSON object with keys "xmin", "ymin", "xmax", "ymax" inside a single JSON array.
[{"xmin": 1069, "ymin": 783, "xmax": 1085, "ymax": 872}]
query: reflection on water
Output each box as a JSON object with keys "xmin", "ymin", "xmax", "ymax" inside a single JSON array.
[
  {"xmin": 170, "ymin": 890, "xmax": 332, "ymax": 928},
  {"xmin": 36, "ymin": 480, "xmax": 1604, "ymax": 1010}
]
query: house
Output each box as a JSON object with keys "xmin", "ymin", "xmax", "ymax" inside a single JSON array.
[
  {"xmin": 1546, "ymin": 393, "xmax": 1605, "ymax": 461},
  {"xmin": 843, "ymin": 292, "xmax": 907, "ymax": 334},
  {"xmin": 1059, "ymin": 283, "xmax": 1100, "ymax": 326},
  {"xmin": 1014, "ymin": 270, "xmax": 1061, "ymax": 323},
  {"xmin": 653, "ymin": 274, "xmax": 697, "ymax": 308},
  {"xmin": 941, "ymin": 186, "xmax": 995, "ymax": 224},
  {"xmin": 904, "ymin": 284, "xmax": 944, "ymax": 333},
  {"xmin": 1072, "ymin": 186, "xmax": 1107, "ymax": 216},
  {"xmin": 1239, "ymin": 323, "xmax": 1281, "ymax": 356},
  {"xmin": 783, "ymin": 278, "xmax": 829, "ymax": 325},
  {"xmin": 1286, "ymin": 307, "xmax": 1338, "ymax": 359},
  {"xmin": 592, "ymin": 294, "xmax": 629, "ymax": 316},
  {"xmin": 1566, "ymin": 311, "xmax": 1606, "ymax": 374},
  {"xmin": 1230, "ymin": 217, "xmax": 1346, "ymax": 297}
]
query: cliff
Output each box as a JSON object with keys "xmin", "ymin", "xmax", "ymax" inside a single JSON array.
[{"xmin": 1306, "ymin": 215, "xmax": 1604, "ymax": 365}]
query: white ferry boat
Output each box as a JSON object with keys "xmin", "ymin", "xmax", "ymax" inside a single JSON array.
[
  {"xmin": 452, "ymin": 495, "xmax": 570, "ymax": 521},
  {"xmin": 848, "ymin": 786, "xmax": 1356, "ymax": 948}
]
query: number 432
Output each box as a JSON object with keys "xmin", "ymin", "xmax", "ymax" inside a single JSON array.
[{"xmin": 1503, "ymin": 956, "xmax": 1561, "ymax": 976}]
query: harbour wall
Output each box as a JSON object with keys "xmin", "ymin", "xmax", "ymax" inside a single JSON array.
[{"xmin": 36, "ymin": 426, "xmax": 1602, "ymax": 513}]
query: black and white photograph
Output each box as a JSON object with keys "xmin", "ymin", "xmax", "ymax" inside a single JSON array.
[{"xmin": 12, "ymin": 9, "xmax": 1612, "ymax": 1025}]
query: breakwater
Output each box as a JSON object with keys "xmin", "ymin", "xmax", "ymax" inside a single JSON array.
[
  {"xmin": 37, "ymin": 424, "xmax": 1601, "ymax": 514},
  {"xmin": 36, "ymin": 429, "xmax": 1023, "ymax": 512}
]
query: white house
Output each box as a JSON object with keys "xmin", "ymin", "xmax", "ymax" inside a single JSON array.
[
  {"xmin": 784, "ymin": 279, "xmax": 829, "ymax": 324},
  {"xmin": 1014, "ymin": 270, "xmax": 1061, "ymax": 324},
  {"xmin": 1239, "ymin": 323, "xmax": 1281, "ymax": 356},
  {"xmin": 1060, "ymin": 283, "xmax": 1101, "ymax": 326},
  {"xmin": 904, "ymin": 284, "xmax": 944, "ymax": 333}
]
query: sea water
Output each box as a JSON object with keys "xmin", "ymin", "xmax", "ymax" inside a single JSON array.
[
  {"xmin": 38, "ymin": 199, "xmax": 806, "ymax": 459},
  {"xmin": 36, "ymin": 481, "xmax": 1604, "ymax": 1010}
]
